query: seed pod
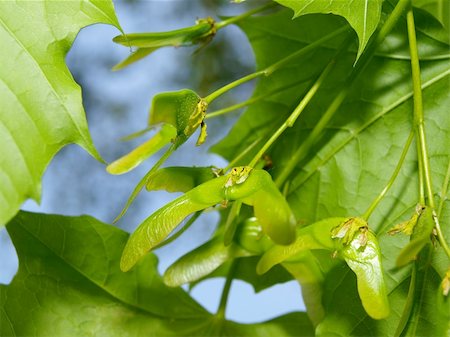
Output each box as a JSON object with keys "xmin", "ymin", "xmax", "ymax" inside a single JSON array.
[
  {"xmin": 163, "ymin": 236, "xmax": 250, "ymax": 287},
  {"xmin": 112, "ymin": 18, "xmax": 216, "ymax": 69},
  {"xmin": 121, "ymin": 168, "xmax": 296, "ymax": 271}
]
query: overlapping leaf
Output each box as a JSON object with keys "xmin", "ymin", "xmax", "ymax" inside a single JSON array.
[
  {"xmin": 213, "ymin": 7, "xmax": 450, "ymax": 336},
  {"xmin": 0, "ymin": 212, "xmax": 314, "ymax": 336},
  {"xmin": 275, "ymin": 0, "xmax": 383, "ymax": 58},
  {"xmin": 413, "ymin": 0, "xmax": 450, "ymax": 29},
  {"xmin": 0, "ymin": 1, "xmax": 121, "ymax": 226}
]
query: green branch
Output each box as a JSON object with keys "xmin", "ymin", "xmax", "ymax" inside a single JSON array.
[
  {"xmin": 205, "ymin": 77, "xmax": 313, "ymax": 120},
  {"xmin": 406, "ymin": 6, "xmax": 435, "ymax": 209},
  {"xmin": 362, "ymin": 131, "xmax": 414, "ymax": 221},
  {"xmin": 216, "ymin": 260, "xmax": 238, "ymax": 319},
  {"xmin": 204, "ymin": 26, "xmax": 348, "ymax": 104},
  {"xmin": 406, "ymin": 5, "xmax": 450, "ymax": 259},
  {"xmin": 247, "ymin": 36, "xmax": 352, "ymax": 168}
]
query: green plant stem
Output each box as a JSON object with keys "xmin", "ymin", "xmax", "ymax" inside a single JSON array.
[
  {"xmin": 275, "ymin": 0, "xmax": 410, "ymax": 187},
  {"xmin": 406, "ymin": 6, "xmax": 435, "ymax": 209},
  {"xmin": 216, "ymin": 260, "xmax": 238, "ymax": 319},
  {"xmin": 416, "ymin": 140, "xmax": 426, "ymax": 204},
  {"xmin": 437, "ymin": 160, "xmax": 450, "ymax": 218},
  {"xmin": 247, "ymin": 37, "xmax": 350, "ymax": 168},
  {"xmin": 203, "ymin": 26, "xmax": 348, "ymax": 104},
  {"xmin": 362, "ymin": 131, "xmax": 414, "ymax": 221},
  {"xmin": 204, "ymin": 71, "xmax": 265, "ymax": 103},
  {"xmin": 394, "ymin": 264, "xmax": 417, "ymax": 337},
  {"xmin": 205, "ymin": 77, "xmax": 312, "ymax": 120},
  {"xmin": 406, "ymin": 5, "xmax": 450, "ymax": 259},
  {"xmin": 223, "ymin": 138, "xmax": 263, "ymax": 172},
  {"xmin": 215, "ymin": 2, "xmax": 277, "ymax": 30},
  {"xmin": 114, "ymin": 144, "xmax": 176, "ymax": 222},
  {"xmin": 224, "ymin": 201, "xmax": 242, "ymax": 246}
]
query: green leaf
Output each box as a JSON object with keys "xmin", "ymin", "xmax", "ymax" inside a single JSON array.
[
  {"xmin": 413, "ymin": 0, "xmax": 450, "ymax": 30},
  {"xmin": 5, "ymin": 211, "xmax": 207, "ymax": 319},
  {"xmin": 0, "ymin": 0, "xmax": 121, "ymax": 226},
  {"xmin": 121, "ymin": 168, "xmax": 297, "ymax": 272},
  {"xmin": 213, "ymin": 8, "xmax": 450, "ymax": 335},
  {"xmin": 275, "ymin": 0, "xmax": 383, "ymax": 59},
  {"xmin": 1, "ymin": 211, "xmax": 314, "ymax": 336}
]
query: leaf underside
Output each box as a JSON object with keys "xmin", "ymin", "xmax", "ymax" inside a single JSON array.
[
  {"xmin": 275, "ymin": 0, "xmax": 383, "ymax": 59},
  {"xmin": 0, "ymin": 0, "xmax": 122, "ymax": 226},
  {"xmin": 0, "ymin": 211, "xmax": 314, "ymax": 337}
]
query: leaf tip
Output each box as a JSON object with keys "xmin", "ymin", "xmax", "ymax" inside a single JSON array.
[{"xmin": 256, "ymin": 257, "xmax": 271, "ymax": 275}]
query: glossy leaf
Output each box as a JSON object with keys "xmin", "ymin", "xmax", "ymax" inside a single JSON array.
[
  {"xmin": 0, "ymin": 0, "xmax": 121, "ymax": 226},
  {"xmin": 1, "ymin": 211, "xmax": 314, "ymax": 336},
  {"xmin": 106, "ymin": 123, "xmax": 177, "ymax": 175},
  {"xmin": 275, "ymin": 0, "xmax": 382, "ymax": 59},
  {"xmin": 146, "ymin": 166, "xmax": 218, "ymax": 193},
  {"xmin": 3, "ymin": 212, "xmax": 208, "ymax": 319},
  {"xmin": 121, "ymin": 168, "xmax": 297, "ymax": 271},
  {"xmin": 413, "ymin": 0, "xmax": 450, "ymax": 29}
]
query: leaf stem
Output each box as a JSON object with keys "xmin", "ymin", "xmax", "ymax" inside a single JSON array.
[
  {"xmin": 113, "ymin": 144, "xmax": 176, "ymax": 222},
  {"xmin": 216, "ymin": 260, "xmax": 238, "ymax": 319},
  {"xmin": 224, "ymin": 201, "xmax": 242, "ymax": 245},
  {"xmin": 394, "ymin": 264, "xmax": 416, "ymax": 337},
  {"xmin": 203, "ymin": 26, "xmax": 348, "ymax": 104},
  {"xmin": 204, "ymin": 71, "xmax": 265, "ymax": 103},
  {"xmin": 275, "ymin": 0, "xmax": 410, "ymax": 187},
  {"xmin": 437, "ymin": 159, "xmax": 450, "ymax": 218},
  {"xmin": 247, "ymin": 36, "xmax": 352, "ymax": 168},
  {"xmin": 215, "ymin": 2, "xmax": 277, "ymax": 30},
  {"xmin": 223, "ymin": 138, "xmax": 263, "ymax": 172},
  {"xmin": 406, "ymin": 6, "xmax": 435, "ymax": 209},
  {"xmin": 205, "ymin": 77, "xmax": 313, "ymax": 120},
  {"xmin": 406, "ymin": 5, "xmax": 450, "ymax": 258},
  {"xmin": 416, "ymin": 139, "xmax": 426, "ymax": 205},
  {"xmin": 362, "ymin": 131, "xmax": 414, "ymax": 221}
]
